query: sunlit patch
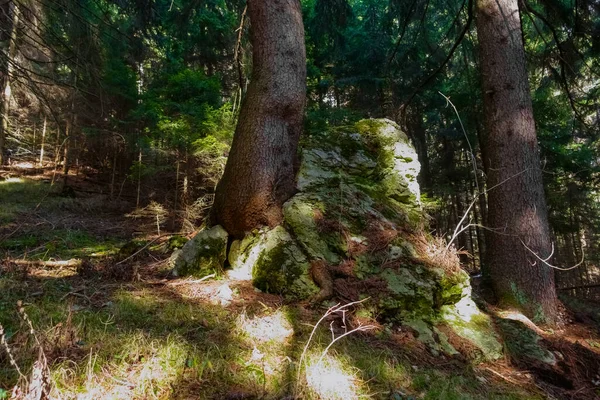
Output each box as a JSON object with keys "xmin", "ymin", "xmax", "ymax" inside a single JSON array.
[
  {"xmin": 0, "ymin": 177, "xmax": 24, "ymax": 184},
  {"xmin": 497, "ymin": 310, "xmax": 545, "ymax": 334},
  {"xmin": 51, "ymin": 334, "xmax": 188, "ymax": 399},
  {"xmin": 452, "ymin": 293, "xmax": 480, "ymax": 322},
  {"xmin": 304, "ymin": 355, "xmax": 360, "ymax": 400},
  {"xmin": 238, "ymin": 309, "xmax": 293, "ymax": 343}
]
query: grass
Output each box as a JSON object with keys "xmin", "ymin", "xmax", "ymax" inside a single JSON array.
[
  {"xmin": 0, "ymin": 177, "xmax": 545, "ymax": 399},
  {"xmin": 0, "ymin": 229, "xmax": 122, "ymax": 260},
  {"xmin": 0, "ymin": 178, "xmax": 53, "ymax": 224},
  {"xmin": 0, "ymin": 270, "xmax": 546, "ymax": 399}
]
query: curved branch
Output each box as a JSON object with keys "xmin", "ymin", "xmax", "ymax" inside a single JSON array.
[{"xmin": 398, "ymin": 0, "xmax": 473, "ymax": 121}]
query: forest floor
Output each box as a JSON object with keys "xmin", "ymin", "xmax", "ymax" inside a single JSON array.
[{"xmin": 1, "ymin": 164, "xmax": 600, "ymax": 399}]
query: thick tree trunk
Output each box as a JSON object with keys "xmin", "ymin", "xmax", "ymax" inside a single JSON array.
[
  {"xmin": 476, "ymin": 0, "xmax": 558, "ymax": 323},
  {"xmin": 210, "ymin": 0, "xmax": 306, "ymax": 238},
  {"xmin": 0, "ymin": 1, "xmax": 19, "ymax": 165}
]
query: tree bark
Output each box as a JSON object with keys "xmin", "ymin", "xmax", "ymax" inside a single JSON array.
[
  {"xmin": 0, "ymin": 1, "xmax": 19, "ymax": 165},
  {"xmin": 39, "ymin": 116, "xmax": 46, "ymax": 166},
  {"xmin": 476, "ymin": 0, "xmax": 558, "ymax": 323},
  {"xmin": 210, "ymin": 0, "xmax": 306, "ymax": 238}
]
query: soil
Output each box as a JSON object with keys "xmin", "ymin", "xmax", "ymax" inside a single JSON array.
[{"xmin": 3, "ymin": 165, "xmax": 600, "ymax": 400}]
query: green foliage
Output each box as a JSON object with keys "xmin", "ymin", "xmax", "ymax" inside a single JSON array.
[{"xmin": 134, "ymin": 67, "xmax": 222, "ymax": 146}]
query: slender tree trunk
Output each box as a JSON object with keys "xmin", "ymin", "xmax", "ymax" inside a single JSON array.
[
  {"xmin": 39, "ymin": 116, "xmax": 46, "ymax": 166},
  {"xmin": 62, "ymin": 74, "xmax": 78, "ymax": 187},
  {"xmin": 183, "ymin": 146, "xmax": 189, "ymax": 206},
  {"xmin": 54, "ymin": 124, "xmax": 61, "ymax": 165},
  {"xmin": 32, "ymin": 122, "xmax": 36, "ymax": 152},
  {"xmin": 62, "ymin": 120, "xmax": 71, "ymax": 184},
  {"xmin": 476, "ymin": 0, "xmax": 558, "ymax": 323},
  {"xmin": 174, "ymin": 150, "xmax": 180, "ymax": 213},
  {"xmin": 136, "ymin": 149, "xmax": 142, "ymax": 208},
  {"xmin": 110, "ymin": 148, "xmax": 117, "ymax": 199},
  {"xmin": 210, "ymin": 0, "xmax": 306, "ymax": 237},
  {"xmin": 0, "ymin": 1, "xmax": 19, "ymax": 165}
]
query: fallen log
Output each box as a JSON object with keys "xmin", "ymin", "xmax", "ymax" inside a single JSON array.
[{"xmin": 5, "ymin": 258, "xmax": 82, "ymax": 268}]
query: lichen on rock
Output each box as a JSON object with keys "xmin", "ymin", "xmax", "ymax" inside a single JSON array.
[
  {"xmin": 170, "ymin": 118, "xmax": 501, "ymax": 362},
  {"xmin": 169, "ymin": 225, "xmax": 228, "ymax": 277},
  {"xmin": 497, "ymin": 317, "xmax": 556, "ymax": 366},
  {"xmin": 440, "ymin": 295, "xmax": 503, "ymax": 361},
  {"xmin": 228, "ymin": 226, "xmax": 319, "ymax": 300},
  {"xmin": 283, "ymin": 194, "xmax": 343, "ymax": 264}
]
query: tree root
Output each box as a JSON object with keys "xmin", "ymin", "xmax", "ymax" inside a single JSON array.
[{"xmin": 309, "ymin": 259, "xmax": 334, "ymax": 304}]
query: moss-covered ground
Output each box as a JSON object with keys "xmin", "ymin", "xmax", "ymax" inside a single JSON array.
[{"xmin": 0, "ymin": 169, "xmax": 598, "ymax": 399}]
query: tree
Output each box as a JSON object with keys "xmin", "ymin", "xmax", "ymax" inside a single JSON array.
[
  {"xmin": 210, "ymin": 0, "xmax": 306, "ymax": 238},
  {"xmin": 476, "ymin": 0, "xmax": 558, "ymax": 323},
  {"xmin": 0, "ymin": 0, "xmax": 19, "ymax": 165}
]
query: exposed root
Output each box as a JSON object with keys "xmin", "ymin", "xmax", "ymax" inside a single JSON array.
[{"xmin": 309, "ymin": 260, "xmax": 334, "ymax": 304}]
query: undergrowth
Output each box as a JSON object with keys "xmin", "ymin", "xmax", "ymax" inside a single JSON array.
[
  {"xmin": 0, "ymin": 177, "xmax": 544, "ymax": 399},
  {"xmin": 0, "ymin": 270, "xmax": 543, "ymax": 399}
]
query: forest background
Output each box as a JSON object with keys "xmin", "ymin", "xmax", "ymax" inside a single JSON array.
[{"xmin": 1, "ymin": 0, "xmax": 600, "ymax": 398}]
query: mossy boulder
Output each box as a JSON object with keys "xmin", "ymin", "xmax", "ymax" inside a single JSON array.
[
  {"xmin": 172, "ymin": 118, "xmax": 500, "ymax": 362},
  {"xmin": 228, "ymin": 226, "xmax": 319, "ymax": 300},
  {"xmin": 283, "ymin": 194, "xmax": 343, "ymax": 264},
  {"xmin": 497, "ymin": 317, "xmax": 556, "ymax": 366},
  {"xmin": 378, "ymin": 267, "xmax": 437, "ymax": 319},
  {"xmin": 440, "ymin": 295, "xmax": 503, "ymax": 361},
  {"xmin": 169, "ymin": 225, "xmax": 228, "ymax": 277}
]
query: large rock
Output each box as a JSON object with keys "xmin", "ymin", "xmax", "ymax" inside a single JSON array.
[
  {"xmin": 171, "ymin": 119, "xmax": 501, "ymax": 361},
  {"xmin": 228, "ymin": 226, "xmax": 319, "ymax": 300},
  {"xmin": 169, "ymin": 225, "xmax": 228, "ymax": 277},
  {"xmin": 440, "ymin": 296, "xmax": 503, "ymax": 361}
]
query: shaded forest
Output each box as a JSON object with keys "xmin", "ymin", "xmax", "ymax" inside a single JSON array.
[{"xmin": 1, "ymin": 0, "xmax": 600, "ymax": 399}]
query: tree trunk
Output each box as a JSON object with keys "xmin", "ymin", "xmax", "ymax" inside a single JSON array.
[
  {"xmin": 39, "ymin": 116, "xmax": 46, "ymax": 166},
  {"xmin": 210, "ymin": 0, "xmax": 306, "ymax": 238},
  {"xmin": 476, "ymin": 0, "xmax": 558, "ymax": 323},
  {"xmin": 0, "ymin": 1, "xmax": 19, "ymax": 165}
]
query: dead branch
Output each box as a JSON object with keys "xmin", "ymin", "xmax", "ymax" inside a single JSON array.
[{"xmin": 6, "ymin": 258, "xmax": 82, "ymax": 268}]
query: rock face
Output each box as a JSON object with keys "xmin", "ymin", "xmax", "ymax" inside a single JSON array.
[
  {"xmin": 169, "ymin": 225, "xmax": 228, "ymax": 277},
  {"xmin": 227, "ymin": 226, "xmax": 319, "ymax": 299},
  {"xmin": 171, "ymin": 119, "xmax": 501, "ymax": 361}
]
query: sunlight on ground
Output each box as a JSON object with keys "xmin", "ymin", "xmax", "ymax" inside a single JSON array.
[
  {"xmin": 51, "ymin": 333, "xmax": 188, "ymax": 399},
  {"xmin": 304, "ymin": 354, "xmax": 361, "ymax": 400},
  {"xmin": 0, "ymin": 177, "xmax": 24, "ymax": 184},
  {"xmin": 236, "ymin": 309, "xmax": 295, "ymax": 393},
  {"xmin": 238, "ymin": 309, "xmax": 293, "ymax": 343}
]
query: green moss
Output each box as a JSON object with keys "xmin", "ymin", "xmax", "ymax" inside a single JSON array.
[
  {"xmin": 497, "ymin": 318, "xmax": 556, "ymax": 366},
  {"xmin": 440, "ymin": 298, "xmax": 503, "ymax": 362},
  {"xmin": 436, "ymin": 269, "xmax": 470, "ymax": 307},
  {"xmin": 251, "ymin": 227, "xmax": 319, "ymax": 300},
  {"xmin": 283, "ymin": 195, "xmax": 343, "ymax": 264},
  {"xmin": 170, "ymin": 225, "xmax": 228, "ymax": 277},
  {"xmin": 378, "ymin": 268, "xmax": 438, "ymax": 320},
  {"xmin": 168, "ymin": 235, "xmax": 189, "ymax": 250},
  {"xmin": 510, "ymin": 282, "xmax": 530, "ymax": 307},
  {"xmin": 403, "ymin": 320, "xmax": 459, "ymax": 356}
]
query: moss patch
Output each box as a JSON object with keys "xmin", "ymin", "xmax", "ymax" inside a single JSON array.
[
  {"xmin": 497, "ymin": 318, "xmax": 556, "ymax": 366},
  {"xmin": 440, "ymin": 297, "xmax": 503, "ymax": 362},
  {"xmin": 169, "ymin": 225, "xmax": 228, "ymax": 277},
  {"xmin": 251, "ymin": 226, "xmax": 319, "ymax": 300}
]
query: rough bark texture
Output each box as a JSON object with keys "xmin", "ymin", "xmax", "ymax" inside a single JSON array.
[
  {"xmin": 476, "ymin": 0, "xmax": 558, "ymax": 323},
  {"xmin": 0, "ymin": 1, "xmax": 19, "ymax": 165},
  {"xmin": 210, "ymin": 0, "xmax": 306, "ymax": 238}
]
